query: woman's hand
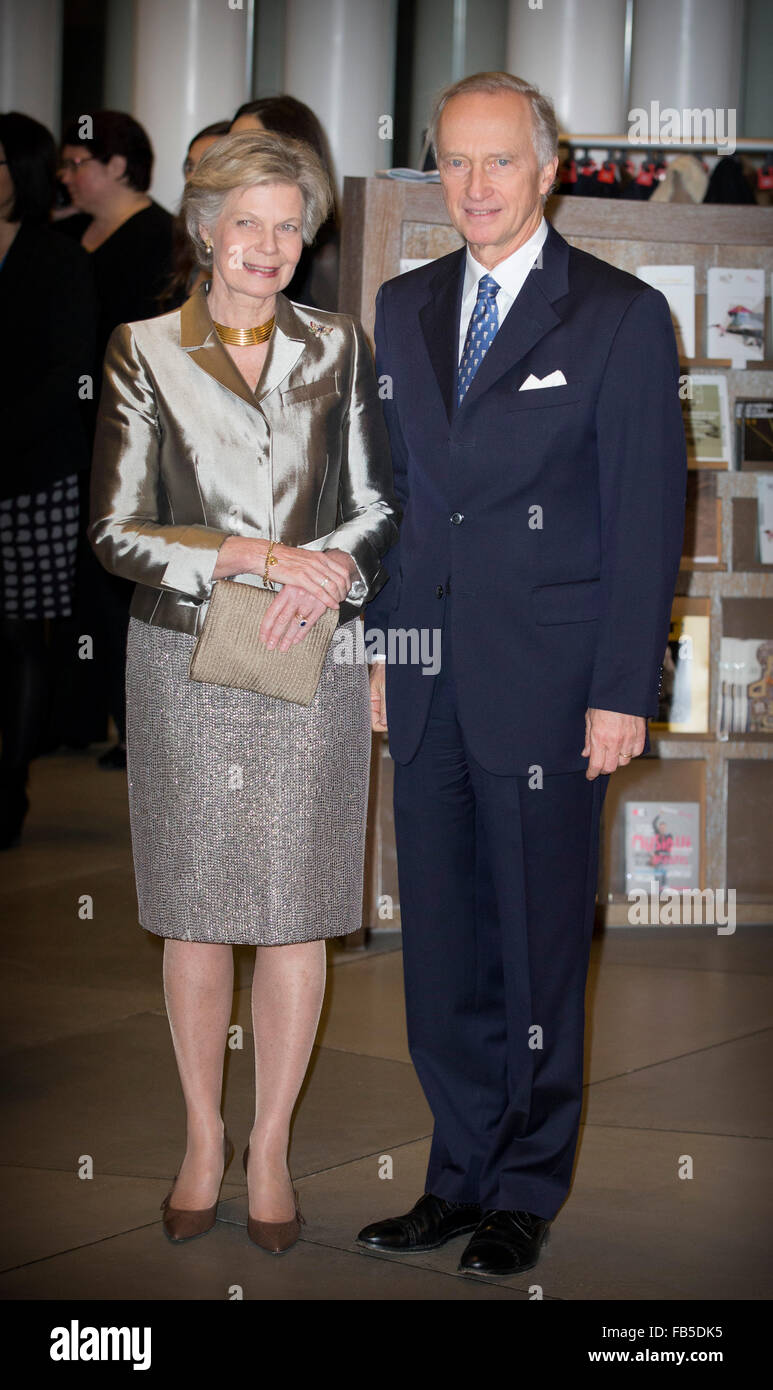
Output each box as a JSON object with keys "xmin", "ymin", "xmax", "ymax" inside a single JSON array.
[
  {"xmin": 258, "ymin": 552, "xmax": 357, "ymax": 651},
  {"xmin": 321, "ymin": 548, "xmax": 359, "ymax": 591},
  {"xmin": 259, "ymin": 584, "xmax": 331, "ymax": 651},
  {"xmin": 267, "ymin": 543, "xmax": 352, "ymax": 607},
  {"xmin": 214, "ymin": 537, "xmax": 357, "ymax": 609}
]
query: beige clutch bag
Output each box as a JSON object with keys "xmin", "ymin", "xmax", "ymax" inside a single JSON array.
[{"xmin": 188, "ymin": 578, "xmax": 339, "ymax": 706}]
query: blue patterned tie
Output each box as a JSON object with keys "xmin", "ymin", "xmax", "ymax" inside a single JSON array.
[{"xmin": 457, "ymin": 273, "xmax": 500, "ymax": 408}]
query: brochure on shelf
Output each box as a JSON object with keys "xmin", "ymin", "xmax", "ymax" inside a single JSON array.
[
  {"xmin": 636, "ymin": 263, "xmax": 696, "ymax": 359},
  {"xmin": 625, "ymin": 802, "xmax": 701, "ymax": 893}
]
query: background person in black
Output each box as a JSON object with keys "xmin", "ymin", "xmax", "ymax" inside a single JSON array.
[
  {"xmin": 159, "ymin": 120, "xmax": 232, "ymax": 312},
  {"xmin": 0, "ymin": 112, "xmax": 96, "ymax": 847},
  {"xmin": 230, "ymin": 96, "xmax": 339, "ymax": 311},
  {"xmin": 58, "ymin": 110, "xmax": 174, "ymax": 367},
  {"xmin": 57, "ymin": 111, "xmax": 174, "ymax": 769}
]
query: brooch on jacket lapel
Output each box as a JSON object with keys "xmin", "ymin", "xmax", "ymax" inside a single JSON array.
[{"xmin": 307, "ymin": 319, "xmax": 333, "ymax": 337}]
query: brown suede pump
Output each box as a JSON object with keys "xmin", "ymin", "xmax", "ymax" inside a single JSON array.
[
  {"xmin": 242, "ymin": 1143, "xmax": 304, "ymax": 1253},
  {"xmin": 160, "ymin": 1131, "xmax": 234, "ymax": 1242}
]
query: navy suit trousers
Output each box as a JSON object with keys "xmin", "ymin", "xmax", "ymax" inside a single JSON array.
[{"xmin": 392, "ymin": 608, "xmax": 609, "ymax": 1219}]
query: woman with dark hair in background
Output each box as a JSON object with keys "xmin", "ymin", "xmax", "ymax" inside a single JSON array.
[
  {"xmin": 159, "ymin": 120, "xmax": 232, "ymax": 312},
  {"xmin": 57, "ymin": 110, "xmax": 174, "ymax": 770},
  {"xmin": 0, "ymin": 112, "xmax": 96, "ymax": 847},
  {"xmin": 58, "ymin": 110, "xmax": 174, "ymax": 364},
  {"xmin": 231, "ymin": 96, "xmax": 339, "ymax": 310}
]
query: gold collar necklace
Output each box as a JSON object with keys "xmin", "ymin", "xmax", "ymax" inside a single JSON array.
[{"xmin": 212, "ymin": 316, "xmax": 275, "ymax": 347}]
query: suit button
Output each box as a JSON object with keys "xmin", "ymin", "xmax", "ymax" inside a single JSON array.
[
  {"xmin": 435, "ymin": 585, "xmax": 444, "ymax": 598},
  {"xmin": 450, "ymin": 512, "xmax": 464, "ymax": 525}
]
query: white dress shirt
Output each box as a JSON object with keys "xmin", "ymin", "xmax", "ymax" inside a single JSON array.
[{"xmin": 458, "ymin": 216, "xmax": 549, "ymax": 362}]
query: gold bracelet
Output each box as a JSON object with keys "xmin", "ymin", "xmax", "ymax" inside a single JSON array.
[{"xmin": 262, "ymin": 539, "xmax": 278, "ymax": 587}]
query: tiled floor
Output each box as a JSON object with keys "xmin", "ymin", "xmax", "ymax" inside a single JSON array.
[{"xmin": 1, "ymin": 748, "xmax": 771, "ymax": 1301}]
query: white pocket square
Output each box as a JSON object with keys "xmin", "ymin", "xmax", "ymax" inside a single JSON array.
[{"xmin": 519, "ymin": 370, "xmax": 568, "ymax": 390}]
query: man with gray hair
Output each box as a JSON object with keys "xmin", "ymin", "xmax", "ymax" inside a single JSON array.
[{"xmin": 359, "ymin": 72, "xmax": 685, "ymax": 1277}]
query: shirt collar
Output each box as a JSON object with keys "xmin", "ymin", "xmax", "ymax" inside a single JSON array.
[{"xmin": 462, "ymin": 216, "xmax": 548, "ymax": 303}]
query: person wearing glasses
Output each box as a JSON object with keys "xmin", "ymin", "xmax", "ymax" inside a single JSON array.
[
  {"xmin": 57, "ymin": 110, "xmax": 174, "ymax": 771},
  {"xmin": 58, "ymin": 110, "xmax": 173, "ymax": 368}
]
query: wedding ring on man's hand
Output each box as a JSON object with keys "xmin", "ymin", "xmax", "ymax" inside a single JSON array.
[{"xmin": 295, "ymin": 613, "xmax": 308, "ymax": 627}]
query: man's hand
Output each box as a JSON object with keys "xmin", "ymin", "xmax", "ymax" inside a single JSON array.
[
  {"xmin": 370, "ymin": 662, "xmax": 387, "ymax": 732},
  {"xmin": 582, "ymin": 708, "xmax": 646, "ymax": 779}
]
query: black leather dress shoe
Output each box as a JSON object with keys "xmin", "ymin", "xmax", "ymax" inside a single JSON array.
[
  {"xmin": 356, "ymin": 1192, "xmax": 482, "ymax": 1253},
  {"xmin": 457, "ymin": 1209, "xmax": 551, "ymax": 1276}
]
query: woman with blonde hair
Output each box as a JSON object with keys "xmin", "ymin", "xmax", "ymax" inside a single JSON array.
[{"xmin": 89, "ymin": 131, "xmax": 398, "ymax": 1253}]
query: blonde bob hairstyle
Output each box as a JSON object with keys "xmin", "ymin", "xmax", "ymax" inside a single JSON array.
[{"xmin": 181, "ymin": 130, "xmax": 333, "ymax": 267}]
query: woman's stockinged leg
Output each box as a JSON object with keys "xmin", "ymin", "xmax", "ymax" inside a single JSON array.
[
  {"xmin": 162, "ymin": 938, "xmax": 234, "ymax": 1208},
  {"xmin": 248, "ymin": 938, "xmax": 327, "ymax": 1221}
]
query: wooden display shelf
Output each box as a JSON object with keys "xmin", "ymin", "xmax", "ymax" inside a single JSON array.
[
  {"xmin": 680, "ymin": 358, "xmax": 732, "ymax": 369},
  {"xmin": 339, "ymin": 182, "xmax": 773, "ymax": 940},
  {"xmin": 650, "ymin": 731, "xmax": 715, "ymax": 743},
  {"xmin": 724, "ymin": 730, "xmax": 773, "ymax": 741}
]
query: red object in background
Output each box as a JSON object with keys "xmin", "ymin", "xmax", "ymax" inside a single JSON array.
[
  {"xmin": 597, "ymin": 161, "xmax": 617, "ymax": 184},
  {"xmin": 559, "ymin": 158, "xmax": 577, "ymax": 186},
  {"xmin": 636, "ymin": 160, "xmax": 657, "ymax": 187},
  {"xmin": 758, "ymin": 161, "xmax": 773, "ymax": 191}
]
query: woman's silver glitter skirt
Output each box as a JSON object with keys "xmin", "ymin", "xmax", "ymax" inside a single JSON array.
[{"xmin": 124, "ymin": 615, "xmax": 372, "ymax": 945}]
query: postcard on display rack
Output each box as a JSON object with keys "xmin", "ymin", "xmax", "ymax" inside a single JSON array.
[
  {"xmin": 757, "ymin": 476, "xmax": 773, "ymax": 564},
  {"xmin": 717, "ymin": 637, "xmax": 773, "ymax": 735},
  {"xmin": 636, "ymin": 264, "xmax": 695, "ymax": 359},
  {"xmin": 681, "ymin": 372, "xmax": 731, "ymax": 465},
  {"xmin": 624, "ymin": 802, "xmax": 700, "ymax": 894},
  {"xmin": 706, "ymin": 267, "xmax": 765, "ymax": 367},
  {"xmin": 682, "ymin": 473, "xmax": 721, "ymax": 565},
  {"xmin": 651, "ymin": 603, "xmax": 711, "ymax": 732},
  {"xmin": 735, "ymin": 399, "xmax": 773, "ymax": 470}
]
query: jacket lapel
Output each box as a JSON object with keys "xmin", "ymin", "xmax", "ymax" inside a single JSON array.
[
  {"xmin": 419, "ymin": 249, "xmax": 465, "ymax": 424},
  {"xmin": 254, "ymin": 290, "xmax": 305, "ymax": 401},
  {"xmin": 179, "ymin": 281, "xmax": 305, "ymax": 408},
  {"xmin": 455, "ymin": 222, "xmax": 569, "ymax": 415}
]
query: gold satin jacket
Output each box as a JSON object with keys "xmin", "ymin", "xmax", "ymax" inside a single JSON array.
[{"xmin": 88, "ymin": 281, "xmax": 399, "ymax": 634}]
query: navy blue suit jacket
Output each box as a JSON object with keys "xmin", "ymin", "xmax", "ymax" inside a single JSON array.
[{"xmin": 366, "ymin": 221, "xmax": 687, "ymax": 775}]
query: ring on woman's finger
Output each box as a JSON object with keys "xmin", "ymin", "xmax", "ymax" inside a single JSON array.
[
  {"xmin": 318, "ymin": 577, "xmax": 330, "ymax": 588},
  {"xmin": 295, "ymin": 612, "xmax": 308, "ymax": 627}
]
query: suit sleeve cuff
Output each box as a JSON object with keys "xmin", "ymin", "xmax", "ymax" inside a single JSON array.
[{"xmin": 160, "ymin": 527, "xmax": 231, "ymax": 600}]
